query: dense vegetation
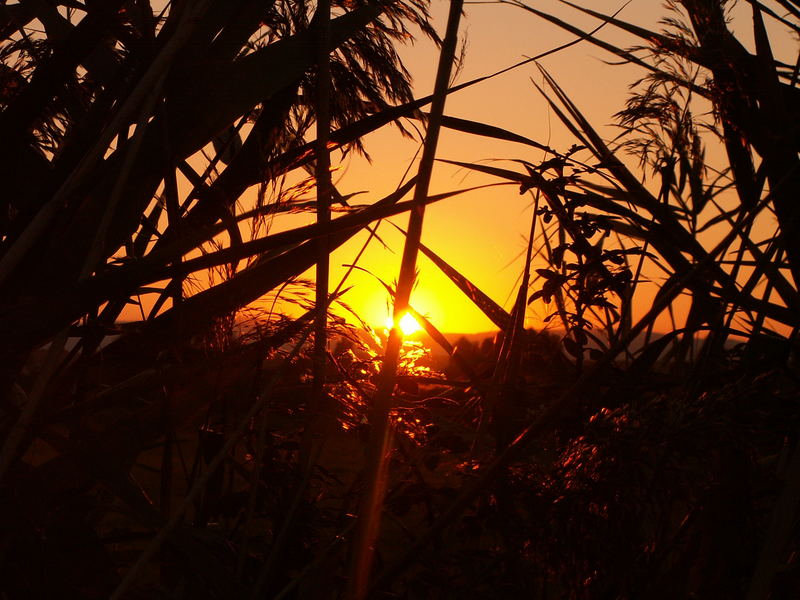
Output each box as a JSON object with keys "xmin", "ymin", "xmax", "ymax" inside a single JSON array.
[{"xmin": 1, "ymin": 1, "xmax": 798, "ymax": 598}]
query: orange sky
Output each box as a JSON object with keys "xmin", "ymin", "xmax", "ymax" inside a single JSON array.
[
  {"xmin": 254, "ymin": 2, "xmax": 633, "ymax": 334},
  {"xmin": 138, "ymin": 1, "xmax": 796, "ymax": 336},
  {"xmin": 291, "ymin": 1, "xmax": 664, "ymax": 334},
  {"xmin": 321, "ymin": 0, "xmax": 797, "ymax": 336}
]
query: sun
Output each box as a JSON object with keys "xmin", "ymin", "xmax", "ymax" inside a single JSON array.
[{"xmin": 385, "ymin": 311, "xmax": 422, "ymax": 336}]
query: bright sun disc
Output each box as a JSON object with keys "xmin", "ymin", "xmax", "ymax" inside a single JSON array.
[{"xmin": 385, "ymin": 312, "xmax": 422, "ymax": 336}]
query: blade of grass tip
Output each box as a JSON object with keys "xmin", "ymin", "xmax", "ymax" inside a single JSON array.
[
  {"xmin": 390, "ymin": 222, "xmax": 511, "ymax": 330},
  {"xmin": 406, "ymin": 306, "xmax": 482, "ymax": 381},
  {"xmin": 344, "ymin": 264, "xmax": 396, "ymax": 299},
  {"xmin": 347, "ymin": 1, "xmax": 464, "ymax": 598},
  {"xmin": 108, "ymin": 322, "xmax": 315, "ymax": 600},
  {"xmin": 407, "ymin": 306, "xmax": 453, "ymax": 358},
  {"xmin": 709, "ymin": 194, "xmax": 800, "ymax": 322},
  {"xmin": 370, "ymin": 178, "xmax": 767, "ymax": 593},
  {"xmin": 428, "ymin": 113, "xmax": 555, "ymax": 154}
]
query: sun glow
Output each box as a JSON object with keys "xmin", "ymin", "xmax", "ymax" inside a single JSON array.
[{"xmin": 385, "ymin": 311, "xmax": 423, "ymax": 336}]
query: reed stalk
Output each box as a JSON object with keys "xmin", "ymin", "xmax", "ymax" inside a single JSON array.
[
  {"xmin": 347, "ymin": 1, "xmax": 465, "ymax": 597},
  {"xmin": 308, "ymin": 0, "xmax": 333, "ymax": 470}
]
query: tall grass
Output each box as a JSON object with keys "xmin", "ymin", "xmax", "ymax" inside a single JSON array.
[{"xmin": 1, "ymin": 1, "xmax": 799, "ymax": 598}]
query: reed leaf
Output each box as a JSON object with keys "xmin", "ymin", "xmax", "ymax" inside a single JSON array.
[{"xmin": 391, "ymin": 223, "xmax": 511, "ymax": 330}]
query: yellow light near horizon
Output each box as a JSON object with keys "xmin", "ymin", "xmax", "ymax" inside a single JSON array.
[{"xmin": 385, "ymin": 311, "xmax": 423, "ymax": 336}]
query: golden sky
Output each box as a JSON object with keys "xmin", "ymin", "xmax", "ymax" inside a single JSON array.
[
  {"xmin": 135, "ymin": 1, "xmax": 796, "ymax": 336},
  {"xmin": 307, "ymin": 0, "xmax": 797, "ymax": 335},
  {"xmin": 265, "ymin": 1, "xmax": 639, "ymax": 334},
  {"xmin": 304, "ymin": 0, "xmax": 661, "ymax": 334}
]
